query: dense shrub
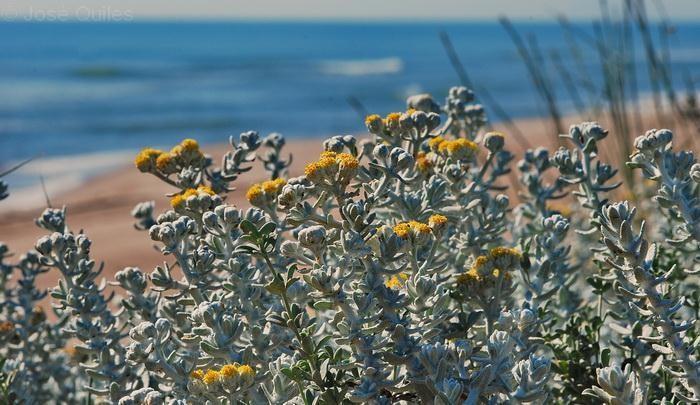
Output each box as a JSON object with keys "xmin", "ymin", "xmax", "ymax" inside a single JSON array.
[{"xmin": 1, "ymin": 86, "xmax": 700, "ymax": 404}]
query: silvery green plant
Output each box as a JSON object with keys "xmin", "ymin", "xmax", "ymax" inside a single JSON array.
[
  {"xmin": 0, "ymin": 244, "xmax": 78, "ymax": 403},
  {"xmin": 628, "ymin": 129, "xmax": 700, "ymax": 253},
  {"xmin": 596, "ymin": 200, "xmax": 700, "ymax": 401},
  {"xmin": 513, "ymin": 145, "xmax": 580, "ymax": 314},
  {"xmin": 545, "ymin": 123, "xmax": 700, "ymax": 402},
  {"xmin": 583, "ymin": 363, "xmax": 644, "ymax": 404},
  {"xmin": 1, "ymin": 86, "xmax": 699, "ymax": 404},
  {"xmin": 34, "ymin": 207, "xmax": 134, "ymax": 401}
]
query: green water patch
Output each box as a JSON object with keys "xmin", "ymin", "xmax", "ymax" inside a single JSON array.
[{"xmin": 71, "ymin": 66, "xmax": 129, "ymax": 79}]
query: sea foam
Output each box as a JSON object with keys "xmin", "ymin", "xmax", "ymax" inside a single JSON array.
[{"xmin": 317, "ymin": 57, "xmax": 403, "ymax": 76}]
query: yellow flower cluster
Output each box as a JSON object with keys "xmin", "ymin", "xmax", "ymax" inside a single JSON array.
[
  {"xmin": 415, "ymin": 151, "xmax": 434, "ymax": 173},
  {"xmin": 384, "ymin": 112, "xmax": 402, "ymax": 131},
  {"xmin": 392, "ymin": 216, "xmax": 447, "ymax": 240},
  {"xmin": 179, "ymin": 138, "xmax": 199, "ymax": 152},
  {"xmin": 365, "ymin": 114, "xmax": 383, "ymax": 131},
  {"xmin": 393, "ymin": 220, "xmax": 431, "ymax": 239},
  {"xmin": 170, "ymin": 185, "xmax": 216, "ymax": 209},
  {"xmin": 428, "ymin": 136, "xmax": 445, "ymax": 151},
  {"xmin": 428, "ymin": 136, "xmax": 478, "ymax": 160},
  {"xmin": 457, "ymin": 264, "xmax": 509, "ymax": 286},
  {"xmin": 385, "ymin": 273, "xmax": 409, "ymax": 289},
  {"xmin": 304, "ymin": 151, "xmax": 359, "ymax": 185},
  {"xmin": 428, "ymin": 214, "xmax": 448, "ymax": 232},
  {"xmin": 262, "ymin": 178, "xmax": 286, "ymax": 194},
  {"xmin": 246, "ymin": 178, "xmax": 286, "ymax": 207},
  {"xmin": 365, "ymin": 109, "xmax": 420, "ymax": 134},
  {"xmin": 440, "ymin": 139, "xmax": 478, "ymax": 159},
  {"xmin": 489, "ymin": 247, "xmax": 522, "ymax": 261},
  {"xmin": 203, "ymin": 370, "xmax": 220, "ymax": 385},
  {"xmin": 134, "ymin": 138, "xmax": 204, "ymax": 174},
  {"xmin": 134, "ymin": 148, "xmax": 165, "ymax": 172},
  {"xmin": 190, "ymin": 363, "xmax": 255, "ymax": 385},
  {"xmin": 456, "ymin": 267, "xmax": 485, "ymax": 284},
  {"xmin": 456, "ymin": 247, "xmax": 522, "ymax": 286},
  {"xmin": 156, "ymin": 153, "xmax": 175, "ymax": 172}
]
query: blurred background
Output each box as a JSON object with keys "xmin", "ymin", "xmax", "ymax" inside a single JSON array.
[{"xmin": 1, "ymin": 0, "xmax": 699, "ymax": 201}]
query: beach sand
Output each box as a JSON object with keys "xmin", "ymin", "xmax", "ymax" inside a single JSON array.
[
  {"xmin": 0, "ymin": 136, "xmax": 332, "ymax": 290},
  {"xmin": 0, "ymin": 114, "xmax": 678, "ymax": 289}
]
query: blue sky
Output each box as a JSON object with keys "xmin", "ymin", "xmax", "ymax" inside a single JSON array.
[{"xmin": 1, "ymin": 0, "xmax": 698, "ymax": 21}]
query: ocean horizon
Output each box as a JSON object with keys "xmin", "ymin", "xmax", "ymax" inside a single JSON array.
[{"xmin": 1, "ymin": 20, "xmax": 699, "ymax": 193}]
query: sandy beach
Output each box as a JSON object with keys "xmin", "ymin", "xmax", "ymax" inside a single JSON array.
[
  {"xmin": 0, "ymin": 136, "xmax": 332, "ymax": 289},
  {"xmin": 0, "ymin": 114, "xmax": 682, "ymax": 289}
]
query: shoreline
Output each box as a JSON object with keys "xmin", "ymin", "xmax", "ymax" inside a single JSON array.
[
  {"xmin": 0, "ymin": 114, "xmax": 556, "ymax": 215},
  {"xmin": 0, "ymin": 112, "xmax": 652, "ymax": 287},
  {"xmin": 0, "ymin": 136, "xmax": 330, "ymax": 288}
]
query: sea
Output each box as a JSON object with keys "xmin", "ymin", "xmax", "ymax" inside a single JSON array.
[{"xmin": 0, "ymin": 20, "xmax": 699, "ymax": 194}]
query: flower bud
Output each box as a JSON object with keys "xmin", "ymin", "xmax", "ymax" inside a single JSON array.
[
  {"xmin": 264, "ymin": 132, "xmax": 285, "ymax": 148},
  {"xmin": 278, "ymin": 184, "xmax": 305, "ymax": 210},
  {"xmin": 634, "ymin": 128, "xmax": 673, "ymax": 151},
  {"xmin": 115, "ymin": 267, "xmax": 147, "ymax": 294},
  {"xmin": 569, "ymin": 122, "xmax": 607, "ymax": 146},
  {"xmin": 358, "ymin": 139, "xmax": 375, "ymax": 157},
  {"xmin": 239, "ymin": 130, "xmax": 261, "ymax": 150},
  {"xmin": 298, "ymin": 225, "xmax": 327, "ymax": 249},
  {"xmin": 543, "ymin": 214, "xmax": 569, "ymax": 235},
  {"xmin": 148, "ymin": 224, "xmax": 161, "ymax": 242},
  {"xmin": 449, "ymin": 86, "xmax": 474, "ymax": 103},
  {"xmin": 223, "ymin": 206, "xmax": 241, "ymax": 225},
  {"xmin": 202, "ymin": 211, "xmax": 219, "ymax": 230},
  {"xmin": 36, "ymin": 208, "xmax": 66, "ymax": 232},
  {"xmin": 390, "ymin": 147, "xmax": 414, "ymax": 171},
  {"xmin": 342, "ymin": 135, "xmax": 356, "ymax": 147},
  {"xmin": 411, "ymin": 110, "xmax": 428, "ymax": 128},
  {"xmin": 51, "ymin": 233, "xmax": 67, "ymax": 254},
  {"xmin": 280, "ymin": 240, "xmax": 302, "ymax": 257},
  {"xmin": 551, "ymin": 147, "xmax": 576, "ymax": 175},
  {"xmin": 591, "ymin": 364, "xmax": 643, "ymax": 404},
  {"xmin": 130, "ymin": 321, "xmax": 156, "ymax": 341},
  {"xmin": 407, "ymin": 93, "xmax": 440, "ymax": 113},
  {"xmin": 495, "ymin": 194, "xmax": 509, "ymax": 209},
  {"xmin": 581, "ymin": 121, "xmax": 608, "ymax": 141},
  {"xmin": 484, "ymin": 131, "xmax": 505, "ymax": 152},
  {"xmin": 373, "ymin": 144, "xmax": 390, "ymax": 160},
  {"xmin": 691, "ymin": 163, "xmax": 700, "ymax": 183},
  {"xmin": 323, "ymin": 136, "xmax": 345, "ymax": 153},
  {"xmin": 497, "ymin": 311, "xmax": 515, "ymax": 330},
  {"xmin": 35, "ymin": 235, "xmax": 53, "ymax": 256}
]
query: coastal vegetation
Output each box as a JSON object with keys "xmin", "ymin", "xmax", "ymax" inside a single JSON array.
[{"xmin": 1, "ymin": 85, "xmax": 700, "ymax": 404}]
